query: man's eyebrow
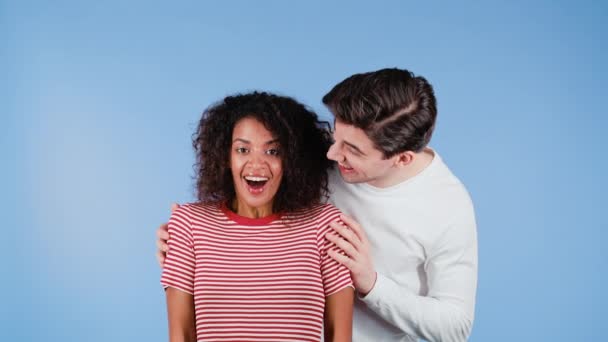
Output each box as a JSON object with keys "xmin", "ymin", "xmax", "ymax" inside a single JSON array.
[{"xmin": 344, "ymin": 140, "xmax": 366, "ymax": 156}]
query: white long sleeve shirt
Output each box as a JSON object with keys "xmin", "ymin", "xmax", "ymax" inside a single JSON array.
[{"xmin": 328, "ymin": 149, "xmax": 478, "ymax": 342}]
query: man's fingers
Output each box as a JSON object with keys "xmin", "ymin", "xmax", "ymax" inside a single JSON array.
[
  {"xmin": 329, "ymin": 221, "xmax": 362, "ymax": 250},
  {"xmin": 156, "ymin": 224, "xmax": 170, "ymax": 253},
  {"xmin": 157, "ymin": 223, "xmax": 170, "ymax": 239},
  {"xmin": 327, "ymin": 249, "xmax": 354, "ymax": 270},
  {"xmin": 339, "ymin": 214, "xmax": 367, "ymax": 240},
  {"xmin": 156, "ymin": 250, "xmax": 166, "ymax": 269},
  {"xmin": 156, "ymin": 237, "xmax": 169, "ymax": 252},
  {"xmin": 326, "ymin": 232, "xmax": 359, "ymax": 259},
  {"xmin": 155, "ymin": 203, "xmax": 177, "ymax": 270}
]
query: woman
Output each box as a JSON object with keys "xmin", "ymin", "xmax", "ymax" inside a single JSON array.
[{"xmin": 161, "ymin": 92, "xmax": 354, "ymax": 342}]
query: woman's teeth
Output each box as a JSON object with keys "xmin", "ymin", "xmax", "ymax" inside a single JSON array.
[
  {"xmin": 244, "ymin": 176, "xmax": 268, "ymax": 189},
  {"xmin": 244, "ymin": 176, "xmax": 269, "ymax": 182}
]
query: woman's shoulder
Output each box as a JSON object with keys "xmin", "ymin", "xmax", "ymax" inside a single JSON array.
[
  {"xmin": 315, "ymin": 202, "xmax": 341, "ymax": 217},
  {"xmin": 286, "ymin": 203, "xmax": 341, "ymax": 224},
  {"xmin": 173, "ymin": 202, "xmax": 223, "ymax": 219}
]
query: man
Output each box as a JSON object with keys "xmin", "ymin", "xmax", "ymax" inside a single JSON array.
[{"xmin": 156, "ymin": 68, "xmax": 478, "ymax": 341}]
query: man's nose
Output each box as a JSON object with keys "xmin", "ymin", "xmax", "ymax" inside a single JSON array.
[{"xmin": 326, "ymin": 142, "xmax": 341, "ymax": 162}]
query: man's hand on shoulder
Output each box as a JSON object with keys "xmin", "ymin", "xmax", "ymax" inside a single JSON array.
[
  {"xmin": 156, "ymin": 203, "xmax": 179, "ymax": 268},
  {"xmin": 326, "ymin": 214, "xmax": 377, "ymax": 296}
]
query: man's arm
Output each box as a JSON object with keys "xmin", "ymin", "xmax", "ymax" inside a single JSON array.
[
  {"xmin": 166, "ymin": 288, "xmax": 196, "ymax": 342},
  {"xmin": 327, "ymin": 213, "xmax": 478, "ymax": 342},
  {"xmin": 324, "ymin": 287, "xmax": 354, "ymax": 342}
]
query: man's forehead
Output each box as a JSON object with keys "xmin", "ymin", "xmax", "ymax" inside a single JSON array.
[
  {"xmin": 333, "ymin": 120, "xmax": 365, "ymax": 136},
  {"xmin": 333, "ymin": 121, "xmax": 381, "ymax": 152}
]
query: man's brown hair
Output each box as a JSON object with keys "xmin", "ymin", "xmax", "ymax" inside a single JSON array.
[{"xmin": 323, "ymin": 68, "xmax": 437, "ymax": 158}]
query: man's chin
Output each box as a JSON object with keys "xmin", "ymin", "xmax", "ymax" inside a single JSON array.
[{"xmin": 339, "ymin": 172, "xmax": 364, "ymax": 184}]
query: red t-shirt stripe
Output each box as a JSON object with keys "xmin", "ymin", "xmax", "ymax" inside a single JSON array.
[{"xmin": 161, "ymin": 203, "xmax": 353, "ymax": 341}]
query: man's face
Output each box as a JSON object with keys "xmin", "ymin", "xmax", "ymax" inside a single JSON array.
[{"xmin": 326, "ymin": 120, "xmax": 396, "ymax": 187}]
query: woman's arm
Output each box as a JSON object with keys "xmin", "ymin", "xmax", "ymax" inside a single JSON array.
[
  {"xmin": 324, "ymin": 287, "xmax": 354, "ymax": 342},
  {"xmin": 166, "ymin": 288, "xmax": 196, "ymax": 342}
]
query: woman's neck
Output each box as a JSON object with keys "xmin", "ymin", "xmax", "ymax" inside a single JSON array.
[{"xmin": 231, "ymin": 199, "xmax": 273, "ymax": 218}]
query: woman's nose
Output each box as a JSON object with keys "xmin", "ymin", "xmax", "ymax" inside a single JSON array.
[{"xmin": 247, "ymin": 150, "xmax": 267, "ymax": 167}]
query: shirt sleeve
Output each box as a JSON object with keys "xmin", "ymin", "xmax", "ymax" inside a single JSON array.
[
  {"xmin": 360, "ymin": 209, "xmax": 478, "ymax": 342},
  {"xmin": 316, "ymin": 204, "xmax": 354, "ymax": 297},
  {"xmin": 160, "ymin": 204, "xmax": 196, "ymax": 295}
]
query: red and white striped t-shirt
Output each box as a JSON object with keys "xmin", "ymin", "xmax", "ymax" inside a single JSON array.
[{"xmin": 161, "ymin": 202, "xmax": 353, "ymax": 341}]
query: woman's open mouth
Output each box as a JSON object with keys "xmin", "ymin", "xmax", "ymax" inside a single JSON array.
[{"xmin": 244, "ymin": 176, "xmax": 269, "ymax": 194}]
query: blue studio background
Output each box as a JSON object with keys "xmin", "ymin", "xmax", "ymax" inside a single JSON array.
[{"xmin": 3, "ymin": 1, "xmax": 606, "ymax": 341}]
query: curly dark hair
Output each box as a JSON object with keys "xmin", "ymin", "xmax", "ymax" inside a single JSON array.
[{"xmin": 193, "ymin": 91, "xmax": 333, "ymax": 213}]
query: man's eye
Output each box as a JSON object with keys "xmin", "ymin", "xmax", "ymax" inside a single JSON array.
[
  {"xmin": 346, "ymin": 146, "xmax": 360, "ymax": 155},
  {"xmin": 266, "ymin": 148, "xmax": 280, "ymax": 156}
]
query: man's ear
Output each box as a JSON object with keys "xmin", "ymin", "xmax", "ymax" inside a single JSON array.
[{"xmin": 392, "ymin": 151, "xmax": 415, "ymax": 167}]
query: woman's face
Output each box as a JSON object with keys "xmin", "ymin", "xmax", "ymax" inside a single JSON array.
[{"xmin": 230, "ymin": 117, "xmax": 283, "ymax": 217}]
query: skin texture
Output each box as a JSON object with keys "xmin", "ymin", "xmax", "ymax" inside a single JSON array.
[
  {"xmin": 324, "ymin": 287, "xmax": 355, "ymax": 342},
  {"xmin": 326, "ymin": 120, "xmax": 401, "ymax": 188},
  {"xmin": 165, "ymin": 288, "xmax": 196, "ymax": 342},
  {"xmin": 229, "ymin": 117, "xmax": 283, "ymax": 218}
]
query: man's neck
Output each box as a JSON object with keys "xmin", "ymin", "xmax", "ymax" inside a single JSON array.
[{"xmin": 368, "ymin": 148, "xmax": 435, "ymax": 188}]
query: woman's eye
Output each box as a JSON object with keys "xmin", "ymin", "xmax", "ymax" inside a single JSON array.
[
  {"xmin": 236, "ymin": 147, "xmax": 248, "ymax": 154},
  {"xmin": 266, "ymin": 148, "xmax": 280, "ymax": 156}
]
